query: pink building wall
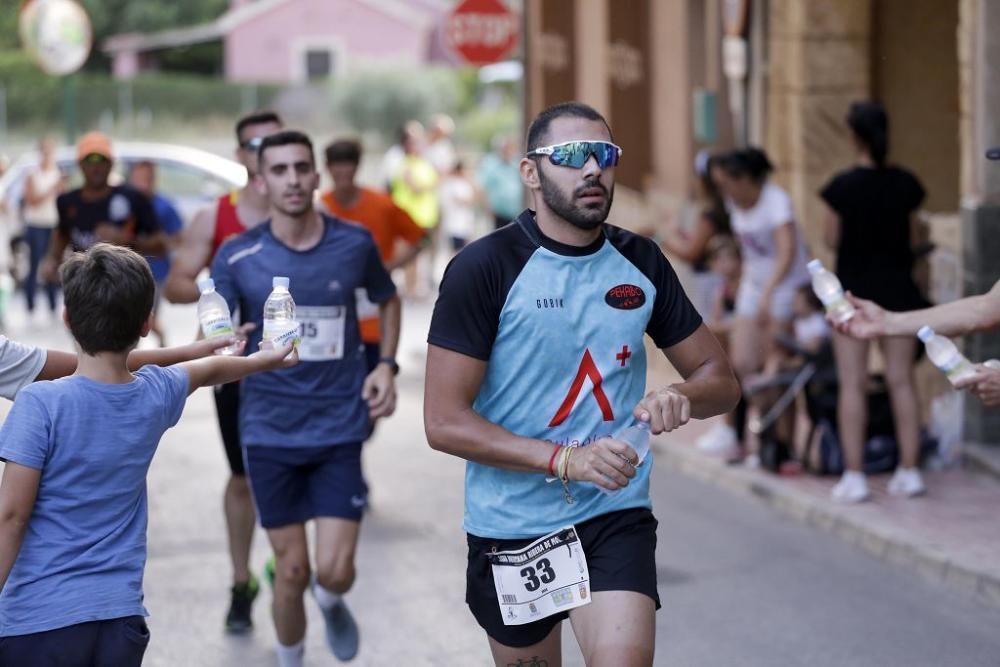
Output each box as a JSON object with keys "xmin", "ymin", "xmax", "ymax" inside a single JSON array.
[{"xmin": 225, "ymin": 0, "xmax": 432, "ymax": 83}]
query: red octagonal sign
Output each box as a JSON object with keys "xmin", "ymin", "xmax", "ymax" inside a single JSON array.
[{"xmin": 445, "ymin": 0, "xmax": 520, "ymax": 66}]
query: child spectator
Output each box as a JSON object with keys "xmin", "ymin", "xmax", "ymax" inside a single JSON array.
[
  {"xmin": 0, "ymin": 244, "xmax": 295, "ymax": 665},
  {"xmin": 705, "ymin": 235, "xmax": 741, "ymax": 342},
  {"xmin": 743, "ymin": 285, "xmax": 831, "ymax": 468}
]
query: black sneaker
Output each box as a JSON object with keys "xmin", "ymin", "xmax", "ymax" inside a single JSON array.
[{"xmin": 225, "ymin": 574, "xmax": 260, "ymax": 634}]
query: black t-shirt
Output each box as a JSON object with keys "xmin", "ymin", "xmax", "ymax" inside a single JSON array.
[
  {"xmin": 820, "ymin": 166, "xmax": 927, "ymax": 310},
  {"xmin": 56, "ymin": 185, "xmax": 159, "ymax": 252}
]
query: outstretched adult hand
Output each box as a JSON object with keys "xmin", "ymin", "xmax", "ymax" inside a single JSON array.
[
  {"xmin": 954, "ymin": 365, "xmax": 1000, "ymax": 408},
  {"xmin": 833, "ymin": 291, "xmax": 888, "ymax": 339}
]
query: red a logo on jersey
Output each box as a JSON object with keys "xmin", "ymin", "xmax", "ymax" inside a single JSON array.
[{"xmin": 549, "ymin": 349, "xmax": 615, "ymax": 427}]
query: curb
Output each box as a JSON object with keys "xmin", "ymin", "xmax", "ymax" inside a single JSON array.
[
  {"xmin": 653, "ymin": 437, "xmax": 1000, "ymax": 611},
  {"xmin": 963, "ymin": 443, "xmax": 1000, "ymax": 481}
]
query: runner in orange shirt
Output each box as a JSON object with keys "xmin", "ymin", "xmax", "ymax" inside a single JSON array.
[{"xmin": 320, "ymin": 138, "xmax": 427, "ymax": 372}]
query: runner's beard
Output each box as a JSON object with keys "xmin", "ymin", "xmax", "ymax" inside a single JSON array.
[{"xmin": 539, "ymin": 170, "xmax": 614, "ymax": 231}]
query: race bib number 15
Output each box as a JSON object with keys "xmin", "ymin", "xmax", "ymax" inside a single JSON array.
[{"xmin": 296, "ymin": 305, "xmax": 346, "ymax": 361}]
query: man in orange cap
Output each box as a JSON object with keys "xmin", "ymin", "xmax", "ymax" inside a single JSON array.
[{"xmin": 41, "ymin": 132, "xmax": 165, "ymax": 281}]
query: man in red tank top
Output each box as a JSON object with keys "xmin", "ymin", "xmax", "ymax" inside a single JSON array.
[{"xmin": 164, "ymin": 111, "xmax": 283, "ymax": 634}]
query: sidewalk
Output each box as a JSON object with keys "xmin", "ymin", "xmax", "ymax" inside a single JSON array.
[{"xmin": 654, "ymin": 417, "xmax": 1000, "ymax": 610}]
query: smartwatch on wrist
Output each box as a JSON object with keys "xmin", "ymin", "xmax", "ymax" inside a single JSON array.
[{"xmin": 379, "ymin": 357, "xmax": 400, "ymax": 375}]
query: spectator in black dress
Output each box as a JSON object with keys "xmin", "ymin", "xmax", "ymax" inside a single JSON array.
[{"xmin": 821, "ymin": 101, "xmax": 928, "ymax": 504}]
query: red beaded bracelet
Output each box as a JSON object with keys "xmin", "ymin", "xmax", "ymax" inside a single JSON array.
[{"xmin": 547, "ymin": 445, "xmax": 562, "ymax": 477}]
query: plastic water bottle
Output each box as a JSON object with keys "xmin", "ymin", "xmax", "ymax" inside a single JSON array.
[
  {"xmin": 196, "ymin": 278, "xmax": 239, "ymax": 355},
  {"xmin": 807, "ymin": 259, "xmax": 855, "ymax": 323},
  {"xmin": 597, "ymin": 422, "xmax": 651, "ymax": 496},
  {"xmin": 262, "ymin": 277, "xmax": 300, "ymax": 348},
  {"xmin": 918, "ymin": 326, "xmax": 977, "ymax": 386}
]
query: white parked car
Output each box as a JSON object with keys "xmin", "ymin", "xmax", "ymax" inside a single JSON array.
[{"xmin": 0, "ymin": 141, "xmax": 247, "ymax": 230}]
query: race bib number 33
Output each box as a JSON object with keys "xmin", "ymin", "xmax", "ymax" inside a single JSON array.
[{"xmin": 489, "ymin": 526, "xmax": 590, "ymax": 626}]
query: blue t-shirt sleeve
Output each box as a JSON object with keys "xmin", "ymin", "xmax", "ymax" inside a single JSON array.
[
  {"xmin": 156, "ymin": 197, "xmax": 184, "ymax": 236},
  {"xmin": 362, "ymin": 240, "xmax": 396, "ymax": 304},
  {"xmin": 0, "ymin": 391, "xmax": 52, "ymax": 470},
  {"xmin": 137, "ymin": 365, "xmax": 189, "ymax": 428}
]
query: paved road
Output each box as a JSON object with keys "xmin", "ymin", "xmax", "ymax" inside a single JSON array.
[{"xmin": 4, "ymin": 299, "xmax": 1000, "ymax": 666}]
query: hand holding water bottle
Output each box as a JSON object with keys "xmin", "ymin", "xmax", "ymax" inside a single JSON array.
[
  {"xmin": 954, "ymin": 360, "xmax": 1000, "ymax": 407},
  {"xmin": 593, "ymin": 421, "xmax": 651, "ymax": 496},
  {"xmin": 564, "ymin": 434, "xmax": 641, "ymax": 493}
]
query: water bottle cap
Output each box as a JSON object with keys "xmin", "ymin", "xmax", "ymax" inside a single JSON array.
[
  {"xmin": 272, "ymin": 276, "xmax": 290, "ymax": 289},
  {"xmin": 197, "ymin": 277, "xmax": 215, "ymax": 292},
  {"xmin": 917, "ymin": 326, "xmax": 934, "ymax": 342},
  {"xmin": 806, "ymin": 259, "xmax": 823, "ymax": 273}
]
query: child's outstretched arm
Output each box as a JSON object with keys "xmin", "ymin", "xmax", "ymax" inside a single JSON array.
[
  {"xmin": 0, "ymin": 463, "xmax": 40, "ymax": 593},
  {"xmin": 180, "ymin": 342, "xmax": 298, "ymax": 396},
  {"xmin": 126, "ymin": 336, "xmax": 246, "ymax": 371},
  {"xmin": 31, "ymin": 336, "xmax": 247, "ymax": 384}
]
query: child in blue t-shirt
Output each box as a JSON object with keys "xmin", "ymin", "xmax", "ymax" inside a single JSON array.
[{"xmin": 0, "ymin": 243, "xmax": 296, "ymax": 666}]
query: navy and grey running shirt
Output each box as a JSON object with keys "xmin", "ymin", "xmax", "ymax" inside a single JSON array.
[
  {"xmin": 211, "ymin": 215, "xmax": 396, "ymax": 448},
  {"xmin": 428, "ymin": 210, "xmax": 702, "ymax": 539}
]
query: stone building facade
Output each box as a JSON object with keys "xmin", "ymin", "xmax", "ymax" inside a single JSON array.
[{"xmin": 523, "ymin": 0, "xmax": 998, "ymax": 444}]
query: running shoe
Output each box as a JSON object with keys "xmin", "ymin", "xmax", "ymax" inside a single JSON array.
[
  {"xmin": 225, "ymin": 574, "xmax": 260, "ymax": 634},
  {"xmin": 313, "ymin": 579, "xmax": 360, "ymax": 661}
]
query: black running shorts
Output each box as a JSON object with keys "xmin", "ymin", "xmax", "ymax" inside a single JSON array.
[
  {"xmin": 465, "ymin": 508, "xmax": 660, "ymax": 648},
  {"xmin": 213, "ymin": 381, "xmax": 244, "ymax": 475}
]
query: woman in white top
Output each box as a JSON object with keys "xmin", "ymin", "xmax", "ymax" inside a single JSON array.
[
  {"xmin": 22, "ymin": 137, "xmax": 62, "ymax": 314},
  {"xmin": 697, "ymin": 148, "xmax": 810, "ymax": 452}
]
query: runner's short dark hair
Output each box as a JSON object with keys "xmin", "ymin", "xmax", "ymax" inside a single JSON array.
[
  {"xmin": 325, "ymin": 138, "xmax": 362, "ymax": 165},
  {"xmin": 258, "ymin": 130, "xmax": 315, "ymax": 168},
  {"xmin": 235, "ymin": 110, "xmax": 282, "ymax": 143},
  {"xmin": 61, "ymin": 244, "xmax": 155, "ymax": 355},
  {"xmin": 526, "ymin": 102, "xmax": 614, "ymax": 153}
]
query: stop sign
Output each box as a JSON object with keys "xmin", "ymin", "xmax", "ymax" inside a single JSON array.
[{"xmin": 445, "ymin": 0, "xmax": 520, "ymax": 66}]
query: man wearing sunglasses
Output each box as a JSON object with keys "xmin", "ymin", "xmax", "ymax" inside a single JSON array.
[
  {"xmin": 42, "ymin": 132, "xmax": 165, "ymax": 283},
  {"xmin": 425, "ymin": 101, "xmax": 740, "ymax": 666},
  {"xmin": 163, "ymin": 110, "xmax": 283, "ymax": 634}
]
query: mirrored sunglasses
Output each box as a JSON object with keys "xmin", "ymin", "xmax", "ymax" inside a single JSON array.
[
  {"xmin": 240, "ymin": 136, "xmax": 264, "ymax": 151},
  {"xmin": 527, "ymin": 140, "xmax": 623, "ymax": 169},
  {"xmin": 81, "ymin": 153, "xmax": 110, "ymax": 164}
]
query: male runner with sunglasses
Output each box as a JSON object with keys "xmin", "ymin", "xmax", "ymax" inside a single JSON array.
[
  {"xmin": 164, "ymin": 111, "xmax": 283, "ymax": 633},
  {"xmin": 425, "ymin": 102, "xmax": 740, "ymax": 666},
  {"xmin": 41, "ymin": 132, "xmax": 165, "ymax": 281}
]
